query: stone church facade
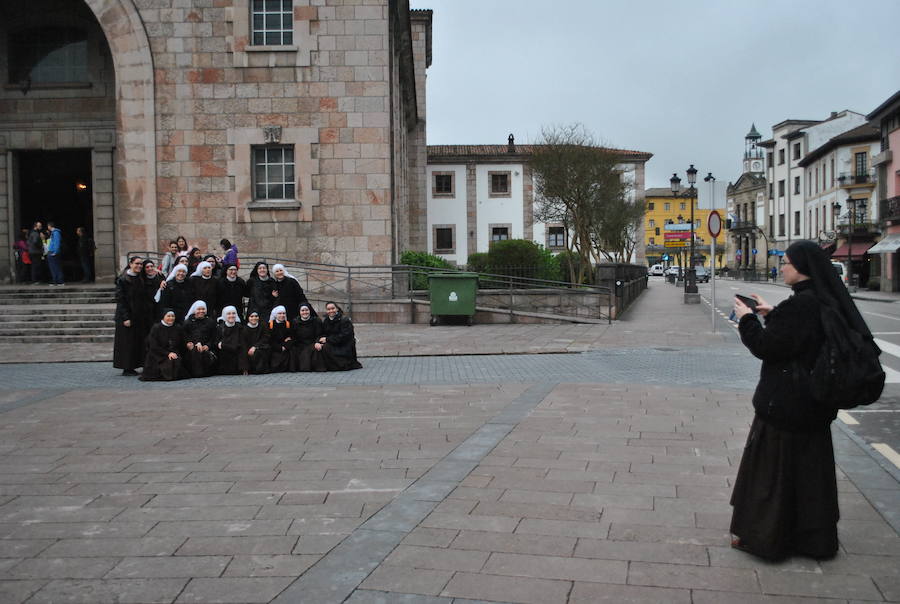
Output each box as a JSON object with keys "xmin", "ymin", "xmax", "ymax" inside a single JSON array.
[{"xmin": 0, "ymin": 0, "xmax": 431, "ymax": 281}]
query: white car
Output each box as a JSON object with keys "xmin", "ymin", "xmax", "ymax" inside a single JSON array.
[
  {"xmin": 664, "ymin": 266, "xmax": 681, "ymax": 277},
  {"xmin": 649, "ymin": 264, "xmax": 665, "ymax": 276}
]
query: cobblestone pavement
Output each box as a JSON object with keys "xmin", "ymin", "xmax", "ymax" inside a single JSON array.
[{"xmin": 1, "ymin": 283, "xmax": 898, "ymax": 603}]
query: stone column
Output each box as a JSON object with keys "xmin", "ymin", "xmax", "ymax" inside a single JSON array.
[
  {"xmin": 92, "ymin": 148, "xmax": 116, "ymax": 280},
  {"xmin": 0, "ymin": 150, "xmax": 10, "ymax": 283},
  {"xmin": 466, "ymin": 162, "xmax": 477, "ymax": 258}
]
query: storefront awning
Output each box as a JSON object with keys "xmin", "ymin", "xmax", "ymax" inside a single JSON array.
[
  {"xmin": 866, "ymin": 234, "xmax": 900, "ymax": 254},
  {"xmin": 831, "ymin": 242, "xmax": 874, "ymax": 259}
]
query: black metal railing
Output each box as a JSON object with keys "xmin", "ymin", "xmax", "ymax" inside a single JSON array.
[
  {"xmin": 838, "ymin": 173, "xmax": 874, "ymax": 186},
  {"xmin": 729, "ymin": 219, "xmax": 757, "ymax": 231},
  {"xmin": 880, "ymin": 196, "xmax": 900, "ymax": 222}
]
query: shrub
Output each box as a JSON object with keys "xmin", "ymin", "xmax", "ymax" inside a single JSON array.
[
  {"xmin": 400, "ymin": 250, "xmax": 454, "ymax": 289},
  {"xmin": 555, "ymin": 250, "xmax": 589, "ymax": 284},
  {"xmin": 465, "ymin": 252, "xmax": 489, "ymax": 274},
  {"xmin": 485, "ymin": 239, "xmax": 562, "ymax": 283}
]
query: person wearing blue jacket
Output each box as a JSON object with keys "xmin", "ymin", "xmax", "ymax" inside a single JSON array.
[{"xmin": 46, "ymin": 222, "xmax": 64, "ymax": 286}]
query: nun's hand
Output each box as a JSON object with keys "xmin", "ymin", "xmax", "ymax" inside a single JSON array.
[
  {"xmin": 272, "ymin": 290, "xmax": 279, "ymax": 297},
  {"xmin": 186, "ymin": 342, "xmax": 194, "ymax": 350},
  {"xmin": 248, "ymin": 346, "xmax": 256, "ymax": 356},
  {"xmin": 318, "ymin": 337, "xmax": 326, "ymax": 344},
  {"xmin": 752, "ymin": 294, "xmax": 773, "ymax": 317},
  {"xmin": 218, "ymin": 342, "xmax": 223, "ymax": 350},
  {"xmin": 167, "ymin": 352, "xmax": 178, "ymax": 360},
  {"xmin": 123, "ymin": 320, "xmax": 131, "ymax": 327},
  {"xmin": 314, "ymin": 343, "xmax": 323, "ymax": 351},
  {"xmin": 159, "ymin": 281, "xmax": 167, "ymax": 289}
]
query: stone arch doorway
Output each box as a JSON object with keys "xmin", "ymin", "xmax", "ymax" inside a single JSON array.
[{"xmin": 0, "ymin": 0, "xmax": 156, "ymax": 282}]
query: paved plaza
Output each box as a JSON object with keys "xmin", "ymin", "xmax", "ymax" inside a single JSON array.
[{"xmin": 1, "ymin": 284, "xmax": 898, "ymax": 603}]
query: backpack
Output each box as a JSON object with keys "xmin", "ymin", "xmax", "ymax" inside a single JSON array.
[{"xmin": 808, "ymin": 301, "xmax": 885, "ymax": 410}]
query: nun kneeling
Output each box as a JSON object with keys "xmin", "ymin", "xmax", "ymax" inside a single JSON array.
[
  {"xmin": 216, "ymin": 305, "xmax": 245, "ymax": 375},
  {"xmin": 291, "ymin": 304, "xmax": 325, "ymax": 372},
  {"xmin": 240, "ymin": 310, "xmax": 269, "ymax": 375},
  {"xmin": 266, "ymin": 305, "xmax": 293, "ymax": 373},
  {"xmin": 183, "ymin": 300, "xmax": 217, "ymax": 378},
  {"xmin": 139, "ymin": 309, "xmax": 186, "ymax": 382},
  {"xmin": 317, "ymin": 302, "xmax": 362, "ymax": 371}
]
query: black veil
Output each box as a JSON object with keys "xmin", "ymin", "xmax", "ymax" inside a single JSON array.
[{"xmin": 785, "ymin": 240, "xmax": 872, "ymax": 340}]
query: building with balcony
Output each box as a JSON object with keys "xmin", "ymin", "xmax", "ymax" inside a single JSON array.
[
  {"xmin": 758, "ymin": 111, "xmax": 868, "ymax": 257},
  {"xmin": 865, "ymin": 90, "xmax": 900, "ymax": 291},
  {"xmin": 798, "ymin": 123, "xmax": 880, "ymax": 288},
  {"xmin": 725, "ymin": 125, "xmax": 767, "ymax": 271},
  {"xmin": 643, "ymin": 187, "xmax": 713, "ymax": 268}
]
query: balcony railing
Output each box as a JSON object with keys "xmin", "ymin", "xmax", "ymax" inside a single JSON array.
[
  {"xmin": 880, "ymin": 196, "xmax": 900, "ymax": 222},
  {"xmin": 729, "ymin": 219, "xmax": 757, "ymax": 231},
  {"xmin": 838, "ymin": 172, "xmax": 875, "ymax": 187},
  {"xmin": 836, "ymin": 220, "xmax": 879, "ymax": 236}
]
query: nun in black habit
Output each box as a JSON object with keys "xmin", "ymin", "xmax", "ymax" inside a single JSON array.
[
  {"xmin": 113, "ymin": 256, "xmax": 146, "ymax": 376},
  {"xmin": 247, "ymin": 261, "xmax": 276, "ymax": 322},
  {"xmin": 316, "ymin": 301, "xmax": 362, "ymax": 371},
  {"xmin": 189, "ymin": 261, "xmax": 219, "ymax": 315},
  {"xmin": 266, "ymin": 305, "xmax": 293, "ymax": 373},
  {"xmin": 272, "ymin": 264, "xmax": 316, "ymax": 319},
  {"xmin": 141, "ymin": 259, "xmax": 166, "ymax": 323},
  {"xmin": 729, "ymin": 240, "xmax": 871, "ymax": 561},
  {"xmin": 240, "ymin": 310, "xmax": 269, "ymax": 375},
  {"xmin": 291, "ymin": 304, "xmax": 325, "ymax": 372},
  {"xmin": 218, "ymin": 264, "xmax": 247, "ymax": 318},
  {"xmin": 139, "ymin": 309, "xmax": 186, "ymax": 382},
  {"xmin": 182, "ymin": 300, "xmax": 217, "ymax": 378},
  {"xmin": 215, "ymin": 305, "xmax": 244, "ymax": 375},
  {"xmin": 157, "ymin": 264, "xmax": 192, "ymax": 324}
]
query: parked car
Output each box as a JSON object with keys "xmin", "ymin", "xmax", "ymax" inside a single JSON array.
[
  {"xmin": 664, "ymin": 266, "xmax": 681, "ymax": 277},
  {"xmin": 831, "ymin": 261, "xmax": 847, "ymax": 286},
  {"xmin": 649, "ymin": 264, "xmax": 665, "ymax": 276},
  {"xmin": 694, "ymin": 266, "xmax": 710, "ymax": 283}
]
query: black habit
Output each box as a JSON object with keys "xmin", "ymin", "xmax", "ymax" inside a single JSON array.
[
  {"xmin": 189, "ymin": 275, "xmax": 219, "ymax": 315},
  {"xmin": 182, "ymin": 315, "xmax": 217, "ymax": 377},
  {"xmin": 218, "ymin": 276, "xmax": 247, "ymax": 318},
  {"xmin": 291, "ymin": 316, "xmax": 325, "ymax": 372},
  {"xmin": 273, "ymin": 276, "xmax": 316, "ymax": 318},
  {"xmin": 266, "ymin": 319, "xmax": 293, "ymax": 373},
  {"xmin": 158, "ymin": 278, "xmax": 193, "ymax": 325},
  {"xmin": 216, "ymin": 322, "xmax": 245, "ymax": 375},
  {"xmin": 139, "ymin": 322, "xmax": 186, "ymax": 381},
  {"xmin": 247, "ymin": 278, "xmax": 276, "ymax": 322},
  {"xmin": 240, "ymin": 323, "xmax": 270, "ymax": 374},
  {"xmin": 113, "ymin": 272, "xmax": 146, "ymax": 370},
  {"xmin": 319, "ymin": 312, "xmax": 362, "ymax": 371},
  {"xmin": 731, "ymin": 278, "xmax": 837, "ymax": 561}
]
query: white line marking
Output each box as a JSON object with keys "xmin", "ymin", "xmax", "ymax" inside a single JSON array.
[
  {"xmin": 872, "ymin": 443, "xmax": 900, "ymax": 470},
  {"xmin": 863, "ymin": 311, "xmax": 900, "ymax": 322},
  {"xmin": 872, "ymin": 332, "xmax": 900, "ymax": 335},
  {"xmin": 837, "ymin": 410, "xmax": 858, "ymax": 425}
]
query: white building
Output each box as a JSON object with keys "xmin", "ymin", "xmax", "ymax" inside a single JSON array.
[
  {"xmin": 759, "ymin": 111, "xmax": 868, "ymax": 251},
  {"xmin": 425, "ymin": 138, "xmax": 651, "ymax": 265}
]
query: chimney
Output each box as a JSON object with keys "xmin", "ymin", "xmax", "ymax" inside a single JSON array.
[
  {"xmin": 830, "ymin": 111, "xmax": 837, "ymax": 118},
  {"xmin": 507, "ymin": 133, "xmax": 515, "ymax": 153}
]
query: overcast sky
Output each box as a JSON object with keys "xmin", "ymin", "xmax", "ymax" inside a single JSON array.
[{"xmin": 410, "ymin": 0, "xmax": 900, "ymax": 208}]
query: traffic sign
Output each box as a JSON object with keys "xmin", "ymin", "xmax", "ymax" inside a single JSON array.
[
  {"xmin": 752, "ymin": 248, "xmax": 757, "ymax": 255},
  {"xmin": 707, "ymin": 210, "xmax": 722, "ymax": 238}
]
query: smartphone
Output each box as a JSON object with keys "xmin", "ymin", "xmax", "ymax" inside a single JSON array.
[{"xmin": 735, "ymin": 294, "xmax": 758, "ymax": 312}]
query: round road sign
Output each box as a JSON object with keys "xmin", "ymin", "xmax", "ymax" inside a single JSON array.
[{"xmin": 708, "ymin": 210, "xmax": 722, "ymax": 238}]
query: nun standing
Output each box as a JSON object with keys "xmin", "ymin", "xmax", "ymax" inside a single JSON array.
[
  {"xmin": 272, "ymin": 264, "xmax": 316, "ymax": 319},
  {"xmin": 247, "ymin": 261, "xmax": 276, "ymax": 321},
  {"xmin": 316, "ymin": 302, "xmax": 362, "ymax": 371},
  {"xmin": 218, "ymin": 264, "xmax": 246, "ymax": 318},
  {"xmin": 157, "ymin": 264, "xmax": 192, "ymax": 324},
  {"xmin": 240, "ymin": 310, "xmax": 269, "ymax": 375},
  {"xmin": 141, "ymin": 259, "xmax": 166, "ymax": 323},
  {"xmin": 189, "ymin": 261, "xmax": 219, "ymax": 316},
  {"xmin": 182, "ymin": 300, "xmax": 217, "ymax": 377},
  {"xmin": 266, "ymin": 305, "xmax": 293, "ymax": 373},
  {"xmin": 113, "ymin": 256, "xmax": 146, "ymax": 376},
  {"xmin": 139, "ymin": 309, "xmax": 186, "ymax": 382},
  {"xmin": 216, "ymin": 305, "xmax": 244, "ymax": 375},
  {"xmin": 291, "ymin": 304, "xmax": 324, "ymax": 372}
]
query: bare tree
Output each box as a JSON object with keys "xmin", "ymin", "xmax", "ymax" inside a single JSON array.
[{"xmin": 531, "ymin": 124, "xmax": 641, "ymax": 280}]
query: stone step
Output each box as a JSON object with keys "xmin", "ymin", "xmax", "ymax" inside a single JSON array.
[
  {"xmin": 0, "ymin": 296, "xmax": 116, "ymax": 305},
  {"xmin": 0, "ymin": 315, "xmax": 114, "ymax": 323},
  {"xmin": 0, "ymin": 304, "xmax": 116, "ymax": 314},
  {"xmin": 0, "ymin": 320, "xmax": 113, "ymax": 329},
  {"xmin": 0, "ymin": 334, "xmax": 114, "ymax": 344},
  {"xmin": 0, "ymin": 327, "xmax": 116, "ymax": 337},
  {"xmin": 0, "ymin": 285, "xmax": 114, "ymax": 293}
]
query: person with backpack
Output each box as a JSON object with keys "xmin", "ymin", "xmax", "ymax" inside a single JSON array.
[{"xmin": 729, "ymin": 239, "xmax": 882, "ymax": 562}]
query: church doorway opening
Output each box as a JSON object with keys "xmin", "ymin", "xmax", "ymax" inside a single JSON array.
[{"xmin": 16, "ymin": 149, "xmax": 93, "ymax": 283}]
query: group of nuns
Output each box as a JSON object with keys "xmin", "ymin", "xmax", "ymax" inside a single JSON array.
[{"xmin": 112, "ymin": 255, "xmax": 362, "ymax": 380}]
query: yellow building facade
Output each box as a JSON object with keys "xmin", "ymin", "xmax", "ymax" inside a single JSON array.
[{"xmin": 643, "ymin": 187, "xmax": 716, "ymax": 267}]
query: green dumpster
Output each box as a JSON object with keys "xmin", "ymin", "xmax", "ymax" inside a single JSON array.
[{"xmin": 427, "ymin": 272, "xmax": 478, "ymax": 326}]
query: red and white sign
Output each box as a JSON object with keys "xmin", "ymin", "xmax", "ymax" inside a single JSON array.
[{"xmin": 708, "ymin": 210, "xmax": 722, "ymax": 239}]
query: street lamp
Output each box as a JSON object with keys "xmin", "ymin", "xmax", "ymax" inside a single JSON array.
[
  {"xmin": 672, "ymin": 166, "xmax": 700, "ymax": 303},
  {"xmin": 670, "ymin": 173, "xmax": 682, "ymax": 280}
]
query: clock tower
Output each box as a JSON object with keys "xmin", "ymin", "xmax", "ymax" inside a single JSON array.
[{"xmin": 742, "ymin": 123, "xmax": 764, "ymax": 174}]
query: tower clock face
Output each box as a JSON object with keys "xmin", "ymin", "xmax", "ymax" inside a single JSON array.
[{"xmin": 751, "ymin": 160, "xmax": 762, "ymax": 172}]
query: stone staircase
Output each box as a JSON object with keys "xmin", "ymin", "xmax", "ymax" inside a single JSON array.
[{"xmin": 0, "ymin": 285, "xmax": 116, "ymax": 344}]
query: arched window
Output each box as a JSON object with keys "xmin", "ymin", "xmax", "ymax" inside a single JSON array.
[{"xmin": 9, "ymin": 27, "xmax": 88, "ymax": 84}]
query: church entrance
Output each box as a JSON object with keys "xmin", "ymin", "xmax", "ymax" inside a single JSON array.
[{"xmin": 15, "ymin": 149, "xmax": 93, "ymax": 283}]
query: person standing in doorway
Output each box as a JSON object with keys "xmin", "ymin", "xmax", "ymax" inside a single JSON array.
[
  {"xmin": 75, "ymin": 226, "xmax": 95, "ymax": 283},
  {"xmin": 12, "ymin": 228, "xmax": 30, "ymax": 283},
  {"xmin": 46, "ymin": 222, "xmax": 64, "ymax": 286},
  {"xmin": 27, "ymin": 221, "xmax": 44, "ymax": 284}
]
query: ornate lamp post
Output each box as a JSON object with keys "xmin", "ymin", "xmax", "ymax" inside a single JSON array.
[{"xmin": 672, "ymin": 166, "xmax": 700, "ymax": 303}]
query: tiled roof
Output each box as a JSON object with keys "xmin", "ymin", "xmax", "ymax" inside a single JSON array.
[
  {"xmin": 798, "ymin": 123, "xmax": 879, "ymax": 167},
  {"xmin": 644, "ymin": 187, "xmax": 679, "ymax": 198},
  {"xmin": 427, "ymin": 144, "xmax": 653, "ymax": 161}
]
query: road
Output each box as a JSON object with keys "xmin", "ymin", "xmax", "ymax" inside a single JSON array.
[{"xmin": 684, "ymin": 275, "xmax": 900, "ymax": 473}]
